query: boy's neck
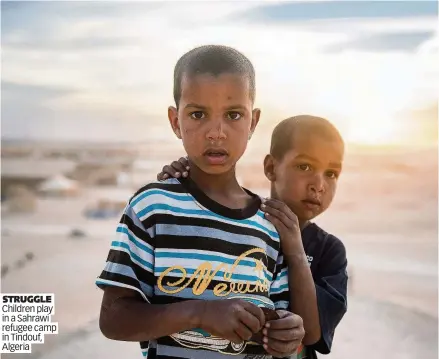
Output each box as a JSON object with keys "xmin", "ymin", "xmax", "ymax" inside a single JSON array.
[
  {"xmin": 300, "ymin": 220, "xmax": 310, "ymax": 231},
  {"xmin": 188, "ymin": 160, "xmax": 248, "ymax": 206}
]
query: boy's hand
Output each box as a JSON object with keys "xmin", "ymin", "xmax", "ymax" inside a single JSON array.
[
  {"xmin": 157, "ymin": 157, "xmax": 190, "ymax": 180},
  {"xmin": 262, "ymin": 310, "xmax": 305, "ymax": 357},
  {"xmin": 260, "ymin": 199, "xmax": 303, "ymax": 258},
  {"xmin": 199, "ymin": 299, "xmax": 265, "ymax": 344}
]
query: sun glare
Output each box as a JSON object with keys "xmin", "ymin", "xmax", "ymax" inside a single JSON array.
[{"xmin": 344, "ymin": 112, "xmax": 401, "ymax": 145}]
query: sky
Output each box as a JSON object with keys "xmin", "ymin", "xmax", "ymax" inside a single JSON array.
[{"xmin": 1, "ymin": 0, "xmax": 438, "ymax": 146}]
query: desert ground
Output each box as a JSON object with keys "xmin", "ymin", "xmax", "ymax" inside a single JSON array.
[{"xmin": 1, "ymin": 147, "xmax": 437, "ymax": 359}]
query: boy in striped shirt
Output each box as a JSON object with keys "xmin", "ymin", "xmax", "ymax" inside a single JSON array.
[{"xmin": 96, "ymin": 45, "xmax": 305, "ymax": 359}]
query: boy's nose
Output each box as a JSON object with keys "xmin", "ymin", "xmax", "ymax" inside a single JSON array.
[
  {"xmin": 206, "ymin": 120, "xmax": 226, "ymax": 141},
  {"xmin": 309, "ymin": 174, "xmax": 325, "ymax": 193}
]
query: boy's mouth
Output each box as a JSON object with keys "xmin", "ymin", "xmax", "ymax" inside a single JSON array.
[
  {"xmin": 301, "ymin": 198, "xmax": 321, "ymax": 210},
  {"xmin": 203, "ymin": 148, "xmax": 229, "ymax": 165}
]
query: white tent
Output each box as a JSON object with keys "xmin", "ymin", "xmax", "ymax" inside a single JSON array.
[{"xmin": 38, "ymin": 174, "xmax": 79, "ymax": 197}]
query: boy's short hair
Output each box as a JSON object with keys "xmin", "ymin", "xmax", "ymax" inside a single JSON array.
[
  {"xmin": 173, "ymin": 45, "xmax": 256, "ymax": 107},
  {"xmin": 270, "ymin": 115, "xmax": 344, "ymax": 160}
]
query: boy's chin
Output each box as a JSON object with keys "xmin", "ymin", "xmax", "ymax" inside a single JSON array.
[
  {"xmin": 202, "ymin": 166, "xmax": 234, "ymax": 175},
  {"xmin": 196, "ymin": 162, "xmax": 235, "ymax": 175},
  {"xmin": 193, "ymin": 157, "xmax": 238, "ymax": 175},
  {"xmin": 297, "ymin": 209, "xmax": 320, "ymax": 223}
]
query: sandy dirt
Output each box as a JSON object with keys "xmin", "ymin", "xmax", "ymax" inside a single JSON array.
[{"xmin": 1, "ymin": 150, "xmax": 437, "ymax": 358}]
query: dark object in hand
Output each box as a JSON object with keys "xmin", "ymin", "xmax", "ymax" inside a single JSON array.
[
  {"xmin": 261, "ymin": 307, "xmax": 280, "ymax": 321},
  {"xmin": 251, "ymin": 308, "xmax": 280, "ymax": 344}
]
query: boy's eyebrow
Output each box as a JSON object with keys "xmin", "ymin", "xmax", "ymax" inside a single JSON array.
[
  {"xmin": 184, "ymin": 104, "xmax": 247, "ymax": 111},
  {"xmin": 295, "ymin": 154, "xmax": 342, "ymax": 169},
  {"xmin": 295, "ymin": 154, "xmax": 317, "ymax": 162},
  {"xmin": 225, "ymin": 104, "xmax": 247, "ymax": 111},
  {"xmin": 184, "ymin": 103, "xmax": 208, "ymax": 110},
  {"xmin": 329, "ymin": 162, "xmax": 343, "ymax": 170}
]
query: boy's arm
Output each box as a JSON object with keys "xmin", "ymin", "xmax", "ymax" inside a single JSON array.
[
  {"xmin": 264, "ymin": 199, "xmax": 348, "ymax": 352},
  {"xmin": 262, "ymin": 199, "xmax": 321, "ymax": 345},
  {"xmin": 284, "ymin": 251, "xmax": 322, "ymax": 346},
  {"xmin": 97, "ymin": 195, "xmax": 265, "ymax": 343},
  {"xmin": 99, "ymin": 286, "xmax": 201, "ymax": 341},
  {"xmin": 268, "ymin": 253, "xmax": 321, "ymax": 346},
  {"xmin": 100, "ymin": 286, "xmax": 265, "ymax": 343}
]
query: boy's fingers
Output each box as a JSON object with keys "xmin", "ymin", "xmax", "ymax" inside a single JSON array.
[
  {"xmin": 242, "ymin": 303, "xmax": 265, "ymax": 330},
  {"xmin": 263, "ymin": 212, "xmax": 282, "ymax": 231},
  {"xmin": 234, "ymin": 324, "xmax": 253, "ymax": 342},
  {"xmin": 263, "ymin": 343, "xmax": 285, "ymax": 358},
  {"xmin": 261, "ymin": 205, "xmax": 291, "ymax": 229},
  {"xmin": 265, "ymin": 327, "xmax": 304, "ymax": 341},
  {"xmin": 263, "ymin": 199, "xmax": 296, "ymax": 222},
  {"xmin": 157, "ymin": 172, "xmax": 168, "ymax": 181},
  {"xmin": 237, "ymin": 311, "xmax": 260, "ymax": 337},
  {"xmin": 171, "ymin": 161, "xmax": 187, "ymax": 177},
  {"xmin": 163, "ymin": 165, "xmax": 181, "ymax": 178},
  {"xmin": 262, "ymin": 198, "xmax": 284, "ymax": 208},
  {"xmin": 228, "ymin": 331, "xmax": 244, "ymax": 346},
  {"xmin": 178, "ymin": 157, "xmax": 190, "ymax": 169},
  {"xmin": 264, "ymin": 337, "xmax": 290, "ymax": 352},
  {"xmin": 264, "ymin": 338, "xmax": 300, "ymax": 358},
  {"xmin": 275, "ymin": 309, "xmax": 295, "ymax": 319},
  {"xmin": 171, "ymin": 160, "xmax": 187, "ymax": 173},
  {"xmin": 268, "ymin": 313, "xmax": 303, "ymax": 330}
]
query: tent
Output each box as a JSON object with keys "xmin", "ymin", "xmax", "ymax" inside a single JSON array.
[{"xmin": 38, "ymin": 174, "xmax": 80, "ymax": 197}]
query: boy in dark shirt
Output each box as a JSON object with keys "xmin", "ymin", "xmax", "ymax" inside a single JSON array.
[{"xmin": 157, "ymin": 115, "xmax": 348, "ymax": 358}]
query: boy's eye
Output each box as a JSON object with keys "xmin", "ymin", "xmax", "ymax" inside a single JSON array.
[
  {"xmin": 326, "ymin": 171, "xmax": 338, "ymax": 179},
  {"xmin": 227, "ymin": 112, "xmax": 242, "ymax": 121},
  {"xmin": 190, "ymin": 111, "xmax": 206, "ymax": 120},
  {"xmin": 297, "ymin": 164, "xmax": 311, "ymax": 171}
]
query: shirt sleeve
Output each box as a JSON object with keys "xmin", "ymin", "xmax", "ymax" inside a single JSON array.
[
  {"xmin": 269, "ymin": 253, "xmax": 290, "ymax": 310},
  {"xmin": 95, "ymin": 201, "xmax": 156, "ymax": 303},
  {"xmin": 309, "ymin": 236, "xmax": 348, "ymax": 354}
]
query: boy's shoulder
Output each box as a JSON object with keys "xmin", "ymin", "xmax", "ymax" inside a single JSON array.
[
  {"xmin": 128, "ymin": 178, "xmax": 191, "ymax": 210},
  {"xmin": 303, "ymin": 223, "xmax": 347, "ymax": 278},
  {"xmin": 309, "ymin": 223, "xmax": 345, "ymax": 247},
  {"xmin": 132, "ymin": 177, "xmax": 186, "ymax": 197},
  {"xmin": 304, "ymin": 223, "xmax": 346, "ymax": 261}
]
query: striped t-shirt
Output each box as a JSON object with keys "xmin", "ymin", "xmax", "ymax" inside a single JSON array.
[{"xmin": 96, "ymin": 178, "xmax": 290, "ymax": 359}]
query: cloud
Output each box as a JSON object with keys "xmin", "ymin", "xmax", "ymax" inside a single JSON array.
[
  {"xmin": 2, "ymin": 81, "xmax": 76, "ymax": 98},
  {"xmin": 2, "ymin": 36, "xmax": 137, "ymax": 50},
  {"xmin": 239, "ymin": 1, "xmax": 437, "ymax": 23},
  {"xmin": 325, "ymin": 31, "xmax": 436, "ymax": 52},
  {"xmin": 1, "ymin": 1, "xmax": 437, "ymax": 144}
]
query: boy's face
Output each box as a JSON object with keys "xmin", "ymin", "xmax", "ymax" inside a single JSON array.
[
  {"xmin": 264, "ymin": 132, "xmax": 343, "ymax": 222},
  {"xmin": 168, "ymin": 73, "xmax": 260, "ymax": 175}
]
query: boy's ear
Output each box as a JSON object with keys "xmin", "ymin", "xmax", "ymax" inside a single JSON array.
[
  {"xmin": 168, "ymin": 106, "xmax": 182, "ymax": 139},
  {"xmin": 263, "ymin": 154, "xmax": 276, "ymax": 182},
  {"xmin": 250, "ymin": 108, "xmax": 261, "ymax": 134}
]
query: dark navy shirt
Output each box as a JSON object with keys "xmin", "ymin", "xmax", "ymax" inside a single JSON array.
[
  {"xmin": 274, "ymin": 222, "xmax": 348, "ymax": 359},
  {"xmin": 304, "ymin": 223, "xmax": 348, "ymax": 357}
]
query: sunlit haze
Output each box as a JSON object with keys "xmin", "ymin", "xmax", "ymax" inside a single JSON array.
[{"xmin": 1, "ymin": 1, "xmax": 438, "ymax": 147}]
